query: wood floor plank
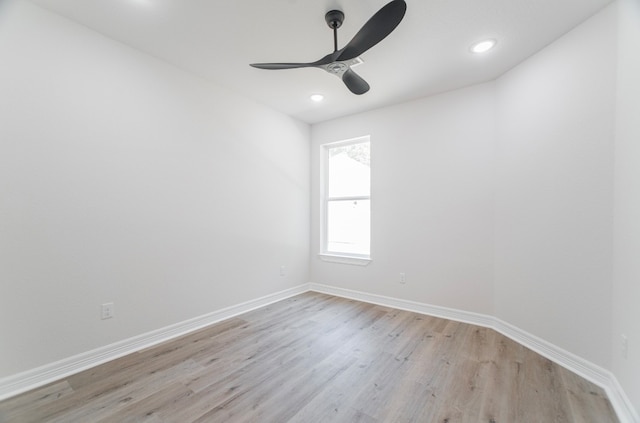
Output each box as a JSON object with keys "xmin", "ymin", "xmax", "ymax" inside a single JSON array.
[
  {"xmin": 476, "ymin": 334, "xmax": 522, "ymax": 422},
  {"xmin": 0, "ymin": 292, "xmax": 619, "ymax": 423},
  {"xmin": 559, "ymin": 365, "xmax": 619, "ymax": 423},
  {"xmin": 93, "ymin": 382, "xmax": 193, "ymax": 423},
  {"xmin": 45, "ymin": 359, "xmax": 203, "ymax": 423},
  {"xmin": 61, "ymin": 315, "xmax": 247, "ymax": 404},
  {"xmin": 0, "ymin": 381, "xmax": 73, "ymax": 423}
]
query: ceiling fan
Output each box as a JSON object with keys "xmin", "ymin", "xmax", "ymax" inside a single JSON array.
[{"xmin": 250, "ymin": 0, "xmax": 407, "ymax": 95}]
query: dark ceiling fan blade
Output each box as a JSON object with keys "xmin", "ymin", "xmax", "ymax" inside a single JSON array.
[
  {"xmin": 342, "ymin": 68, "xmax": 370, "ymax": 95},
  {"xmin": 250, "ymin": 52, "xmax": 338, "ymax": 70},
  {"xmin": 337, "ymin": 0, "xmax": 407, "ymax": 61},
  {"xmin": 250, "ymin": 63, "xmax": 315, "ymax": 70}
]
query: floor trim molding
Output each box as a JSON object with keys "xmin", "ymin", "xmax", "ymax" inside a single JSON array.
[
  {"xmin": 309, "ymin": 283, "xmax": 638, "ymax": 423},
  {"xmin": 0, "ymin": 284, "xmax": 309, "ymax": 402}
]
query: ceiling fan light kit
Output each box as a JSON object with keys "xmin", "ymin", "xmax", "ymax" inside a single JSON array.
[{"xmin": 250, "ymin": 0, "xmax": 407, "ymax": 95}]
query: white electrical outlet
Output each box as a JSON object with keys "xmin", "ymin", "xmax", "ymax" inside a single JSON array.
[
  {"xmin": 621, "ymin": 334, "xmax": 628, "ymax": 359},
  {"xmin": 399, "ymin": 272, "xmax": 406, "ymax": 284},
  {"xmin": 280, "ymin": 265, "xmax": 286, "ymax": 276},
  {"xmin": 101, "ymin": 302, "xmax": 114, "ymax": 320}
]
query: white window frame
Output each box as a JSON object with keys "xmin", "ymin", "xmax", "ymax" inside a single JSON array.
[{"xmin": 319, "ymin": 136, "xmax": 371, "ymax": 266}]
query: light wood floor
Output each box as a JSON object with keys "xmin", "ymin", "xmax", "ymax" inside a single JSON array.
[{"xmin": 0, "ymin": 292, "xmax": 618, "ymax": 422}]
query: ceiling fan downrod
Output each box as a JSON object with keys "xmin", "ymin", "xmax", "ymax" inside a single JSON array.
[{"xmin": 325, "ymin": 10, "xmax": 345, "ymax": 52}]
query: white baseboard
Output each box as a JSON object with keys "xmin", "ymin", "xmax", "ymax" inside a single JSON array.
[
  {"xmin": 309, "ymin": 283, "xmax": 639, "ymax": 423},
  {"xmin": 0, "ymin": 284, "xmax": 309, "ymax": 402}
]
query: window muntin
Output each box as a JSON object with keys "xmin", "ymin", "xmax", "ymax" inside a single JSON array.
[{"xmin": 321, "ymin": 137, "xmax": 370, "ymax": 259}]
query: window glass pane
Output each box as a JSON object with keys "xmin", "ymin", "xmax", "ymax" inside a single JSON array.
[
  {"xmin": 327, "ymin": 199, "xmax": 370, "ymax": 255},
  {"xmin": 328, "ymin": 142, "xmax": 370, "ymax": 198}
]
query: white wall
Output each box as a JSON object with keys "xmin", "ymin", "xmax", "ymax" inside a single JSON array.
[
  {"xmin": 310, "ymin": 2, "xmax": 619, "ymax": 374},
  {"xmin": 311, "ymin": 83, "xmax": 497, "ymax": 315},
  {"xmin": 494, "ymin": 5, "xmax": 616, "ymax": 368},
  {"xmin": 0, "ymin": 1, "xmax": 310, "ymax": 378},
  {"xmin": 613, "ymin": 0, "xmax": 640, "ymax": 414}
]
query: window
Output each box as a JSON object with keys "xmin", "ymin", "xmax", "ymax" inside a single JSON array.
[{"xmin": 320, "ymin": 137, "xmax": 370, "ymax": 263}]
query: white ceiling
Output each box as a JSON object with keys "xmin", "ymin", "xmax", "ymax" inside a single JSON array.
[{"xmin": 29, "ymin": 0, "xmax": 613, "ymax": 124}]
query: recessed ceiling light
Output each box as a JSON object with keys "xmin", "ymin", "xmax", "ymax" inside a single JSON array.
[
  {"xmin": 470, "ymin": 39, "xmax": 496, "ymax": 54},
  {"xmin": 310, "ymin": 94, "xmax": 324, "ymax": 102}
]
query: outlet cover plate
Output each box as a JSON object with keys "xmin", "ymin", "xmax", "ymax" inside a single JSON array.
[{"xmin": 101, "ymin": 303, "xmax": 114, "ymax": 320}]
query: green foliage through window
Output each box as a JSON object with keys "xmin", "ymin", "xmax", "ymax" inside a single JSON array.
[{"xmin": 329, "ymin": 142, "xmax": 370, "ymax": 167}]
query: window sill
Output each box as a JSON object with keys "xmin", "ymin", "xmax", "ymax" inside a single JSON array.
[{"xmin": 318, "ymin": 254, "xmax": 371, "ymax": 266}]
